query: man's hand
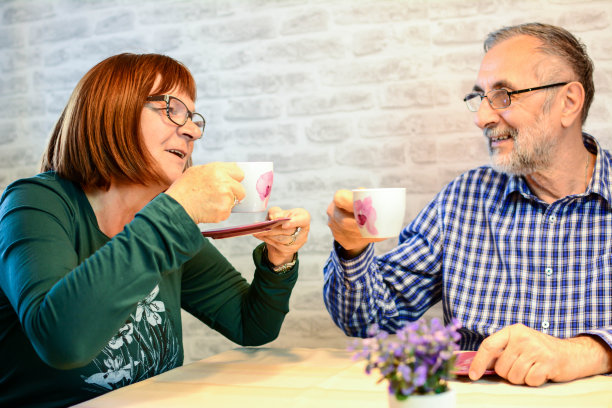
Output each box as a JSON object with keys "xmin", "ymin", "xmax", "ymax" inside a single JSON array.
[
  {"xmin": 326, "ymin": 189, "xmax": 385, "ymax": 258},
  {"xmin": 469, "ymin": 323, "xmax": 612, "ymax": 386}
]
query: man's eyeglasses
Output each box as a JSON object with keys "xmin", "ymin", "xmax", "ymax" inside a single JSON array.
[
  {"xmin": 463, "ymin": 82, "xmax": 568, "ymax": 112},
  {"xmin": 146, "ymin": 95, "xmax": 206, "ymax": 135}
]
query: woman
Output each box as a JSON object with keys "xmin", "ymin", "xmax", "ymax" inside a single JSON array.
[{"xmin": 0, "ymin": 53, "xmax": 310, "ymax": 407}]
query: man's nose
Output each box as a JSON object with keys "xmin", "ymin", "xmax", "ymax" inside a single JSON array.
[{"xmin": 474, "ymin": 97, "xmax": 500, "ymax": 130}]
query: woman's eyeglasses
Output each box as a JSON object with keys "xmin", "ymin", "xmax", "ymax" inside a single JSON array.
[{"xmin": 146, "ymin": 95, "xmax": 206, "ymax": 135}]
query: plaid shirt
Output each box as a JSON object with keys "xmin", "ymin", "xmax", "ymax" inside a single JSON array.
[{"xmin": 323, "ymin": 133, "xmax": 612, "ymax": 351}]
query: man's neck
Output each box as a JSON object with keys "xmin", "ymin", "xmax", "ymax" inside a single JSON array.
[{"xmin": 524, "ymin": 135, "xmax": 594, "ymax": 204}]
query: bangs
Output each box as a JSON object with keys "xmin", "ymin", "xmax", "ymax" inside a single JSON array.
[{"xmin": 149, "ymin": 57, "xmax": 197, "ymax": 100}]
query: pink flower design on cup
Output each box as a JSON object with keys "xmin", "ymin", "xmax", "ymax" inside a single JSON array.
[
  {"xmin": 256, "ymin": 171, "xmax": 274, "ymax": 204},
  {"xmin": 354, "ymin": 196, "xmax": 378, "ymax": 235}
]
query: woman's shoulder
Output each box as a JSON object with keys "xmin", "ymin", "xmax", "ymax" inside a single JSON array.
[{"xmin": 1, "ymin": 171, "xmax": 82, "ymax": 213}]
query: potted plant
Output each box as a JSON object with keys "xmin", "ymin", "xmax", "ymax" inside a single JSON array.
[{"xmin": 349, "ymin": 318, "xmax": 461, "ymax": 408}]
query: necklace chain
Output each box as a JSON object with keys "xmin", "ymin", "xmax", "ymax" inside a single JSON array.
[{"xmin": 585, "ymin": 153, "xmax": 590, "ymax": 191}]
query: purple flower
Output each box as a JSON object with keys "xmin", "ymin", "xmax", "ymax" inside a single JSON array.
[
  {"xmin": 413, "ymin": 365, "xmax": 428, "ymax": 387},
  {"xmin": 349, "ymin": 318, "xmax": 462, "ymax": 397},
  {"xmin": 397, "ymin": 363, "xmax": 412, "ymax": 381},
  {"xmin": 401, "ymin": 385, "xmax": 415, "ymax": 396},
  {"xmin": 366, "ymin": 323, "xmax": 380, "ymax": 338}
]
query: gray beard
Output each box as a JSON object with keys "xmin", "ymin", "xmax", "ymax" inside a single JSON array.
[{"xmin": 486, "ymin": 122, "xmax": 556, "ymax": 176}]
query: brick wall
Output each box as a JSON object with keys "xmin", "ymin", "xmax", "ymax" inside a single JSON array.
[{"xmin": 2, "ymin": 0, "xmax": 612, "ymax": 363}]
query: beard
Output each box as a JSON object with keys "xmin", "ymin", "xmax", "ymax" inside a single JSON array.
[{"xmin": 486, "ymin": 118, "xmax": 557, "ymax": 176}]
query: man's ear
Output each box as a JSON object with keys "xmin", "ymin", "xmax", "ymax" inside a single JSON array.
[{"xmin": 560, "ymin": 81, "xmax": 585, "ymax": 128}]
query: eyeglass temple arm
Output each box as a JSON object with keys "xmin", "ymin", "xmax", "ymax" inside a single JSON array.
[{"xmin": 507, "ymin": 82, "xmax": 568, "ymax": 96}]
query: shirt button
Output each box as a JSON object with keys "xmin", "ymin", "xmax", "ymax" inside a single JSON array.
[
  {"xmin": 545, "ymin": 267, "xmax": 553, "ymax": 276},
  {"xmin": 549, "ymin": 215, "xmax": 556, "ymax": 223},
  {"xmin": 541, "ymin": 321, "xmax": 550, "ymax": 329}
]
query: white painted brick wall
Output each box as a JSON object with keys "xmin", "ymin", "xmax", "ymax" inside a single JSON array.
[{"xmin": 2, "ymin": 0, "xmax": 612, "ymax": 364}]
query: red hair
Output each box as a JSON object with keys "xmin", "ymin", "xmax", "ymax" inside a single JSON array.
[{"xmin": 41, "ymin": 53, "xmax": 197, "ymax": 189}]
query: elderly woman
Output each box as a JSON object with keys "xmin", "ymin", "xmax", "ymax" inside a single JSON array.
[{"xmin": 0, "ymin": 53, "xmax": 310, "ymax": 407}]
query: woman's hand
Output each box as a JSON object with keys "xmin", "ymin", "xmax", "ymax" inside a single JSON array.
[
  {"xmin": 253, "ymin": 207, "xmax": 310, "ymax": 266},
  {"xmin": 166, "ymin": 162, "xmax": 245, "ymax": 224}
]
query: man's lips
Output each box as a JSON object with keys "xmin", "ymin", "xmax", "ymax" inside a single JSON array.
[{"xmin": 485, "ymin": 128, "xmax": 516, "ymax": 143}]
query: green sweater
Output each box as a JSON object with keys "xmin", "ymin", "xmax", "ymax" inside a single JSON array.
[{"xmin": 0, "ymin": 172, "xmax": 298, "ymax": 407}]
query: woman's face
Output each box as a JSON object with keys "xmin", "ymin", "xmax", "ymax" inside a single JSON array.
[{"xmin": 140, "ymin": 88, "xmax": 202, "ymax": 186}]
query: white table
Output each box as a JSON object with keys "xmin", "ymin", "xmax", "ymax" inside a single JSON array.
[{"xmin": 72, "ymin": 347, "xmax": 612, "ymax": 407}]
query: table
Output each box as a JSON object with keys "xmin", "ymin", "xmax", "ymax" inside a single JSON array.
[{"xmin": 72, "ymin": 347, "xmax": 612, "ymax": 408}]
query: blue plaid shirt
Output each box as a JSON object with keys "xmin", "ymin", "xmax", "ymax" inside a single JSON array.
[{"xmin": 323, "ymin": 133, "xmax": 612, "ymax": 351}]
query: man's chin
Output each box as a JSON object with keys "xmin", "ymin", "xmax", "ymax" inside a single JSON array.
[{"xmin": 490, "ymin": 154, "xmax": 522, "ymax": 176}]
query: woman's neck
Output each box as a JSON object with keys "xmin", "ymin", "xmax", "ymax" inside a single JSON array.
[{"xmin": 85, "ymin": 182, "xmax": 164, "ymax": 237}]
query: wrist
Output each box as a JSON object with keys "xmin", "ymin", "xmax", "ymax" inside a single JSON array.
[
  {"xmin": 263, "ymin": 246, "xmax": 297, "ymax": 274},
  {"xmin": 572, "ymin": 335, "xmax": 612, "ymax": 375},
  {"xmin": 337, "ymin": 241, "xmax": 369, "ymax": 259}
]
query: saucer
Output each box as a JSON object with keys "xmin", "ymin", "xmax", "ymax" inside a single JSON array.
[
  {"xmin": 452, "ymin": 351, "xmax": 496, "ymax": 376},
  {"xmin": 201, "ymin": 218, "xmax": 290, "ymax": 239}
]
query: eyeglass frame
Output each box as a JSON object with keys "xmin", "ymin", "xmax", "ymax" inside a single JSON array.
[
  {"xmin": 145, "ymin": 95, "xmax": 206, "ymax": 135},
  {"xmin": 463, "ymin": 82, "xmax": 569, "ymax": 112}
]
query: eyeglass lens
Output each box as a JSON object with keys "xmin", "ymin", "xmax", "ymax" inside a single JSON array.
[
  {"xmin": 168, "ymin": 98, "xmax": 205, "ymax": 133},
  {"xmin": 465, "ymin": 90, "xmax": 511, "ymax": 112}
]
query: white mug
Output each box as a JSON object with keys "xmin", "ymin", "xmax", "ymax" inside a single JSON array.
[
  {"xmin": 352, "ymin": 188, "xmax": 406, "ymax": 238},
  {"xmin": 233, "ymin": 162, "xmax": 274, "ymax": 213}
]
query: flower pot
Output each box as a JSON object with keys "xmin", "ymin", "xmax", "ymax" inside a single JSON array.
[{"xmin": 387, "ymin": 388, "xmax": 456, "ymax": 408}]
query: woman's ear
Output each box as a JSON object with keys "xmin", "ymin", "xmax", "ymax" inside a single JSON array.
[{"xmin": 560, "ymin": 81, "xmax": 585, "ymax": 128}]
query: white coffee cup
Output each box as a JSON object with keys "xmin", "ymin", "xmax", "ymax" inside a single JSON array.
[
  {"xmin": 233, "ymin": 162, "xmax": 274, "ymax": 213},
  {"xmin": 352, "ymin": 188, "xmax": 406, "ymax": 238}
]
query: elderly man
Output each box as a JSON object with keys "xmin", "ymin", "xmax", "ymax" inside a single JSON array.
[{"xmin": 323, "ymin": 22, "xmax": 612, "ymax": 386}]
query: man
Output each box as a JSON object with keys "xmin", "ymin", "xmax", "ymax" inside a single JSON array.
[{"xmin": 323, "ymin": 23, "xmax": 612, "ymax": 387}]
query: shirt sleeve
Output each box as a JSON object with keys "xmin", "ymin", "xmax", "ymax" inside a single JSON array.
[
  {"xmin": 0, "ymin": 181, "xmax": 203, "ymax": 369},
  {"xmin": 322, "ymin": 196, "xmax": 444, "ymax": 338},
  {"xmin": 180, "ymin": 242, "xmax": 298, "ymax": 346}
]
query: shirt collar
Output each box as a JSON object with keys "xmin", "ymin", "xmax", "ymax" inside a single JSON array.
[{"xmin": 501, "ymin": 132, "xmax": 612, "ymax": 205}]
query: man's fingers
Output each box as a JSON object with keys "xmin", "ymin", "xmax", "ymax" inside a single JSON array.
[
  {"xmin": 524, "ymin": 362, "xmax": 548, "ymax": 387},
  {"xmin": 333, "ymin": 189, "xmax": 354, "ymax": 212},
  {"xmin": 469, "ymin": 327, "xmax": 510, "ymax": 380}
]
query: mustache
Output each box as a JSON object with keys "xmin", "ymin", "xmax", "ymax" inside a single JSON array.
[{"xmin": 484, "ymin": 127, "xmax": 518, "ymax": 139}]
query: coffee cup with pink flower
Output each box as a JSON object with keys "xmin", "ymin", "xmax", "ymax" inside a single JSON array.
[
  {"xmin": 352, "ymin": 188, "xmax": 406, "ymax": 238},
  {"xmin": 232, "ymin": 162, "xmax": 274, "ymax": 213}
]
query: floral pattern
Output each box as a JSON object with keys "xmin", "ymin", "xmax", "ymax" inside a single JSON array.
[
  {"xmin": 354, "ymin": 196, "xmax": 378, "ymax": 235},
  {"xmin": 256, "ymin": 171, "xmax": 273, "ymax": 203},
  {"xmin": 83, "ymin": 355, "xmax": 139, "ymax": 390},
  {"xmin": 81, "ymin": 285, "xmax": 179, "ymax": 394},
  {"xmin": 134, "ymin": 285, "xmax": 165, "ymax": 326},
  {"xmin": 108, "ymin": 323, "xmax": 134, "ymax": 349}
]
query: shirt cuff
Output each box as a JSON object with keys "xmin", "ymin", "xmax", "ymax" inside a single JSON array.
[
  {"xmin": 583, "ymin": 329, "xmax": 612, "ymax": 351},
  {"xmin": 332, "ymin": 241, "xmax": 375, "ymax": 281}
]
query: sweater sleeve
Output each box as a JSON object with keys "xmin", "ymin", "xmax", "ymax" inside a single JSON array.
[
  {"xmin": 180, "ymin": 242, "xmax": 298, "ymax": 346},
  {"xmin": 0, "ymin": 180, "xmax": 204, "ymax": 369}
]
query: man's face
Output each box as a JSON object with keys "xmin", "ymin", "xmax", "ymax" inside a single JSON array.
[{"xmin": 472, "ymin": 35, "xmax": 563, "ymax": 175}]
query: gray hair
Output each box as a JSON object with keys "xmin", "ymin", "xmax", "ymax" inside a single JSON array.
[{"xmin": 484, "ymin": 23, "xmax": 594, "ymax": 124}]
